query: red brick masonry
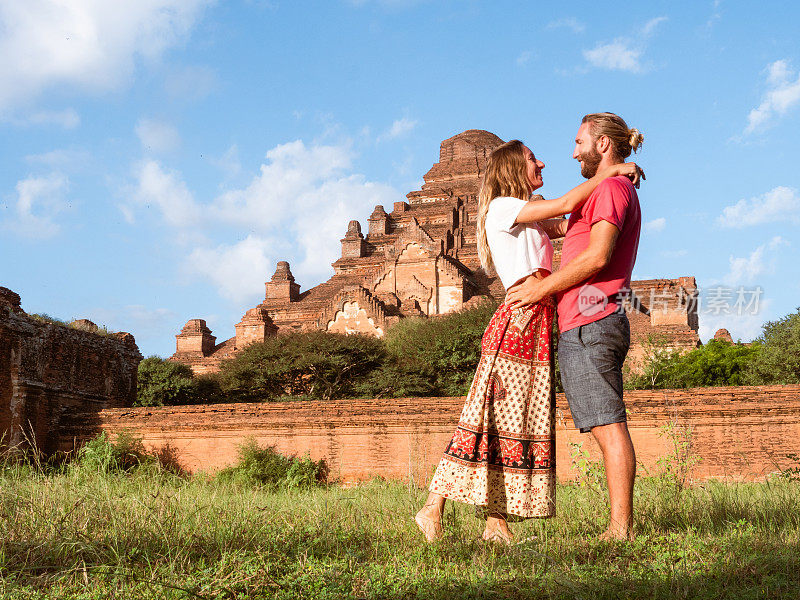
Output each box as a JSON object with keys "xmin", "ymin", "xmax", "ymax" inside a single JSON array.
[
  {"xmin": 59, "ymin": 385, "xmax": 800, "ymax": 483},
  {"xmin": 1, "ymin": 287, "xmax": 141, "ymax": 454}
]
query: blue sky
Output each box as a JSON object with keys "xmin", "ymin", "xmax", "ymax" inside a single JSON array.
[{"xmin": 2, "ymin": 0, "xmax": 799, "ymax": 357}]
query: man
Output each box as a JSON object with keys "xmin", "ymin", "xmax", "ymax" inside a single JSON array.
[{"xmin": 506, "ymin": 112, "xmax": 644, "ymax": 541}]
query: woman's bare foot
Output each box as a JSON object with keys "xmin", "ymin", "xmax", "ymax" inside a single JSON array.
[
  {"xmin": 414, "ymin": 492, "xmax": 445, "ymax": 542},
  {"xmin": 414, "ymin": 508, "xmax": 442, "ymax": 542},
  {"xmin": 482, "ymin": 514, "xmax": 513, "ymax": 545},
  {"xmin": 482, "ymin": 528, "xmax": 513, "ymax": 545}
]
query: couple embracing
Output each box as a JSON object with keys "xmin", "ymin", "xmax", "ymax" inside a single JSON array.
[{"xmin": 416, "ymin": 112, "xmax": 645, "ymax": 544}]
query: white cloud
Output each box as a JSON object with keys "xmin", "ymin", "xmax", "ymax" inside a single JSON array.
[
  {"xmin": 641, "ymin": 16, "xmax": 668, "ymax": 37},
  {"xmin": 164, "ymin": 64, "xmax": 217, "ymax": 101},
  {"xmin": 346, "ymin": 0, "xmax": 427, "ymax": 8},
  {"xmin": 119, "ymin": 305, "xmax": 177, "ymax": 333},
  {"xmin": 698, "ymin": 300, "xmax": 770, "ymax": 343},
  {"xmin": 186, "ymin": 235, "xmax": 275, "ymax": 303},
  {"xmin": 744, "ymin": 60, "xmax": 800, "ymax": 135},
  {"xmin": 2, "ymin": 173, "xmax": 69, "ymax": 238},
  {"xmin": 89, "ymin": 304, "xmax": 176, "ymax": 333},
  {"xmin": 25, "ymin": 148, "xmax": 92, "ymax": 169},
  {"xmin": 124, "ymin": 138, "xmax": 403, "ymax": 299},
  {"xmin": 643, "ymin": 217, "xmax": 666, "ymax": 232},
  {"xmin": 136, "ymin": 118, "xmax": 181, "ymax": 153},
  {"xmin": 209, "ymin": 144, "xmax": 243, "ymax": 179},
  {"xmin": 584, "ymin": 41, "xmax": 642, "ymax": 73},
  {"xmin": 546, "ymin": 17, "xmax": 585, "ymax": 34},
  {"xmin": 208, "ymin": 140, "xmax": 356, "ymax": 228},
  {"xmin": 722, "ymin": 236, "xmax": 787, "ymax": 285},
  {"xmin": 130, "ymin": 160, "xmax": 201, "ymax": 227},
  {"xmin": 699, "ymin": 232, "xmax": 782, "ymax": 342},
  {"xmin": 13, "ymin": 108, "xmax": 81, "ymax": 129},
  {"xmin": 377, "ymin": 117, "xmax": 418, "ymax": 142},
  {"xmin": 706, "ymin": 0, "xmax": 723, "ymax": 29},
  {"xmin": 0, "ymin": 0, "xmax": 211, "ymax": 115},
  {"xmin": 119, "ymin": 204, "xmax": 136, "ymax": 225},
  {"xmin": 582, "ymin": 16, "xmax": 666, "ymax": 74},
  {"xmin": 717, "ymin": 186, "xmax": 800, "ymax": 227},
  {"xmin": 516, "ymin": 51, "xmax": 533, "ymax": 67},
  {"xmin": 661, "ymin": 249, "xmax": 688, "ymax": 258},
  {"xmin": 87, "ymin": 304, "xmax": 178, "ymax": 354},
  {"xmin": 206, "ymin": 139, "xmax": 402, "ymax": 283}
]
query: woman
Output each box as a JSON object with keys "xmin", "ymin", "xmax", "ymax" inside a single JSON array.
[{"xmin": 415, "ymin": 140, "xmax": 641, "ymax": 543}]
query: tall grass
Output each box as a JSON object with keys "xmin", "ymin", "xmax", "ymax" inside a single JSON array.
[{"xmin": 0, "ymin": 437, "xmax": 797, "ymax": 599}]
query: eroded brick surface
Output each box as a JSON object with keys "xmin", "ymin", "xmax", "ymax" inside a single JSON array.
[
  {"xmin": 0, "ymin": 287, "xmax": 141, "ymax": 453},
  {"xmin": 60, "ymin": 385, "xmax": 800, "ymax": 483}
]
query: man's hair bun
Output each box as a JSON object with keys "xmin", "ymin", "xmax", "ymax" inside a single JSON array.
[{"xmin": 628, "ymin": 128, "xmax": 644, "ymax": 153}]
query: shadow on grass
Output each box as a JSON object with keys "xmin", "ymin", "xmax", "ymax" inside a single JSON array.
[{"xmin": 3, "ymin": 529, "xmax": 798, "ymax": 600}]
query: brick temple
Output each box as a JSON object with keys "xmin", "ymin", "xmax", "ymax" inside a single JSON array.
[{"xmin": 172, "ymin": 129, "xmax": 700, "ymax": 374}]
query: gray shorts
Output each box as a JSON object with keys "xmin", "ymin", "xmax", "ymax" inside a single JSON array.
[{"xmin": 558, "ymin": 312, "xmax": 630, "ymax": 433}]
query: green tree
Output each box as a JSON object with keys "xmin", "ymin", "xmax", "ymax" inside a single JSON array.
[
  {"xmin": 745, "ymin": 308, "xmax": 800, "ymax": 384},
  {"xmin": 671, "ymin": 339, "xmax": 758, "ymax": 387},
  {"xmin": 352, "ymin": 361, "xmax": 436, "ymax": 399},
  {"xmin": 625, "ymin": 334, "xmax": 680, "ymax": 390},
  {"xmin": 627, "ymin": 337, "xmax": 759, "ymax": 390},
  {"xmin": 219, "ymin": 331, "xmax": 386, "ymax": 402},
  {"xmin": 136, "ymin": 356, "xmax": 196, "ymax": 406},
  {"xmin": 192, "ymin": 373, "xmax": 226, "ymax": 404},
  {"xmin": 383, "ymin": 300, "xmax": 498, "ymax": 396}
]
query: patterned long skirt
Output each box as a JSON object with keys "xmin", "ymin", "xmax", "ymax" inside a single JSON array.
[{"xmin": 428, "ymin": 299, "xmax": 556, "ymax": 519}]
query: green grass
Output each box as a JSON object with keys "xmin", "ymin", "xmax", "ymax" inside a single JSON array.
[
  {"xmin": 1, "ymin": 450, "xmax": 798, "ymax": 600},
  {"xmin": 27, "ymin": 313, "xmax": 112, "ymax": 337}
]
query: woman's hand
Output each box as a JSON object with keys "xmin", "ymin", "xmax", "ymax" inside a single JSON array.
[{"xmin": 601, "ymin": 162, "xmax": 645, "ymax": 189}]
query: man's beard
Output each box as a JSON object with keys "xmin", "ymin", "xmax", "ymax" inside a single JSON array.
[{"xmin": 577, "ymin": 147, "xmax": 602, "ymax": 179}]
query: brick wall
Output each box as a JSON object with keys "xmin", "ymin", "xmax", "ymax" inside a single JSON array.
[
  {"xmin": 1, "ymin": 287, "xmax": 142, "ymax": 453},
  {"xmin": 58, "ymin": 385, "xmax": 800, "ymax": 483}
]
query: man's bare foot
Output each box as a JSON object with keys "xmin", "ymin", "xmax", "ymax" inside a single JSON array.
[
  {"xmin": 598, "ymin": 527, "xmax": 634, "ymax": 542},
  {"xmin": 414, "ymin": 509, "xmax": 442, "ymax": 542}
]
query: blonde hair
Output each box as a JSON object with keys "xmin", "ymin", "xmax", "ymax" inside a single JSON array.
[
  {"xmin": 476, "ymin": 140, "xmax": 532, "ymax": 276},
  {"xmin": 582, "ymin": 112, "xmax": 644, "ymax": 159}
]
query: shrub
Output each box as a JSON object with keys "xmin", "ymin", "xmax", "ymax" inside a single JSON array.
[
  {"xmin": 216, "ymin": 438, "xmax": 327, "ymax": 488},
  {"xmin": 28, "ymin": 313, "xmax": 112, "ymax": 336},
  {"xmin": 625, "ymin": 334, "xmax": 680, "ymax": 389},
  {"xmin": 627, "ymin": 336, "xmax": 759, "ymax": 389},
  {"xmin": 193, "ymin": 373, "xmax": 226, "ymax": 404},
  {"xmin": 352, "ymin": 361, "xmax": 436, "ymax": 398},
  {"xmin": 745, "ymin": 308, "xmax": 800, "ymax": 384},
  {"xmin": 383, "ymin": 300, "xmax": 498, "ymax": 396},
  {"xmin": 136, "ymin": 356, "xmax": 196, "ymax": 406},
  {"xmin": 672, "ymin": 339, "xmax": 759, "ymax": 387},
  {"xmin": 28, "ymin": 313, "xmax": 70, "ymax": 326},
  {"xmin": 73, "ymin": 431, "xmax": 154, "ymax": 474},
  {"xmin": 219, "ymin": 331, "xmax": 385, "ymax": 402}
]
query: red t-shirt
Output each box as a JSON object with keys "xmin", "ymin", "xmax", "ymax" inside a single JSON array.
[{"xmin": 556, "ymin": 176, "xmax": 641, "ymax": 333}]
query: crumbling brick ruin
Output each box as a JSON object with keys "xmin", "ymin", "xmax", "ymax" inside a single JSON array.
[
  {"xmin": 172, "ymin": 129, "xmax": 700, "ymax": 373},
  {"xmin": 0, "ymin": 287, "xmax": 142, "ymax": 454},
  {"xmin": 61, "ymin": 385, "xmax": 800, "ymax": 482}
]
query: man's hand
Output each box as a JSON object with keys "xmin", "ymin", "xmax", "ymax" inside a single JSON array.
[{"xmin": 506, "ymin": 277, "xmax": 548, "ymax": 309}]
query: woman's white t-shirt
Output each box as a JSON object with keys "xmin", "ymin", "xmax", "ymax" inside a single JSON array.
[{"xmin": 485, "ymin": 195, "xmax": 554, "ymax": 290}]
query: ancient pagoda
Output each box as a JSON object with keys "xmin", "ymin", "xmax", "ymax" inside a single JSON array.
[{"xmin": 172, "ymin": 130, "xmax": 699, "ymax": 374}]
